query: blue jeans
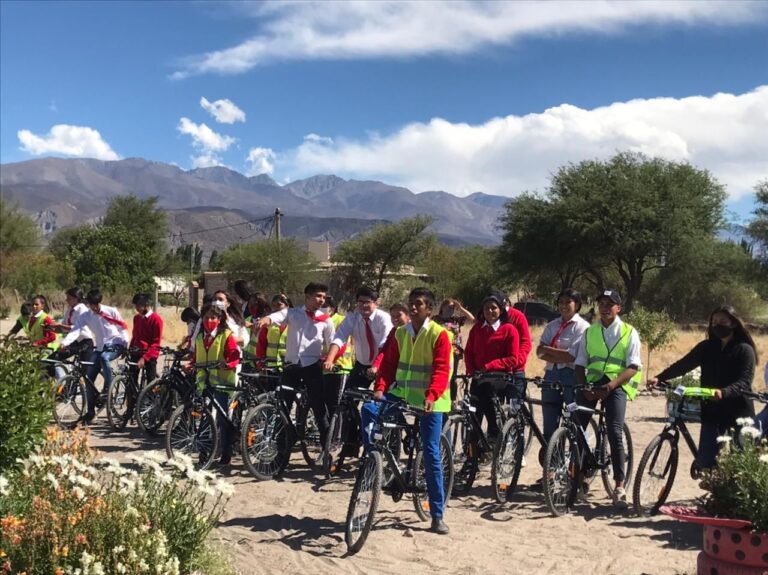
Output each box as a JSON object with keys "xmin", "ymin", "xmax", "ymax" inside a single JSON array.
[
  {"xmin": 84, "ymin": 346, "xmax": 122, "ymax": 416},
  {"xmin": 360, "ymin": 397, "xmax": 446, "ymax": 519},
  {"xmin": 542, "ymin": 367, "xmax": 576, "ymax": 443}
]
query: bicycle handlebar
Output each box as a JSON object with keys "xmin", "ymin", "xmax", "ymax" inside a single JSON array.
[{"xmin": 744, "ymin": 390, "xmax": 768, "ymax": 404}]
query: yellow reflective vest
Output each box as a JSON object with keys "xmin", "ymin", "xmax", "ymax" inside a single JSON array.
[
  {"xmin": 326, "ymin": 313, "xmax": 354, "ymax": 373},
  {"xmin": 195, "ymin": 329, "xmax": 237, "ymax": 393},
  {"xmin": 265, "ymin": 324, "xmax": 287, "ymax": 366},
  {"xmin": 584, "ymin": 322, "xmax": 642, "ymax": 400},
  {"xmin": 19, "ymin": 312, "xmax": 60, "ymax": 351}
]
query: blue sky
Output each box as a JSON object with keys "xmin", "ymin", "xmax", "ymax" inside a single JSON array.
[{"xmin": 1, "ymin": 1, "xmax": 766, "ymax": 223}]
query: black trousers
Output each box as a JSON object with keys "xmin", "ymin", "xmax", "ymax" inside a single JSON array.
[{"xmin": 282, "ymin": 362, "xmax": 329, "ymax": 446}]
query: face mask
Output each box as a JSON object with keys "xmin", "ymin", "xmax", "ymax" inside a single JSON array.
[
  {"xmin": 203, "ymin": 318, "xmax": 220, "ymax": 333},
  {"xmin": 712, "ymin": 324, "xmax": 734, "ymax": 339},
  {"xmin": 213, "ymin": 300, "xmax": 227, "ymax": 310}
]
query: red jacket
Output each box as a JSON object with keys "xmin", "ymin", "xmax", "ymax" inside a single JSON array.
[
  {"xmin": 506, "ymin": 307, "xmax": 531, "ymax": 370},
  {"xmin": 30, "ymin": 315, "xmax": 57, "ymax": 347},
  {"xmin": 374, "ymin": 322, "xmax": 452, "ymax": 403},
  {"xmin": 130, "ymin": 312, "xmax": 164, "ymax": 361},
  {"xmin": 464, "ymin": 321, "xmax": 522, "ymax": 374}
]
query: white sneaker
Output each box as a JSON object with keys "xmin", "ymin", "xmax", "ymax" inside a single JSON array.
[
  {"xmin": 521, "ymin": 455, "xmax": 527, "ymax": 468},
  {"xmin": 612, "ymin": 486, "xmax": 628, "ymax": 509}
]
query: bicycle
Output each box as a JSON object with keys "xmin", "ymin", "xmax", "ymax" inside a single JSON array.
[
  {"xmin": 239, "ymin": 367, "xmax": 324, "ymax": 480},
  {"xmin": 135, "ymin": 347, "xmax": 195, "ymax": 436},
  {"xmin": 106, "ymin": 347, "xmax": 151, "ymax": 430},
  {"xmin": 631, "ymin": 382, "xmax": 748, "ymax": 517},
  {"xmin": 42, "ymin": 355, "xmax": 97, "ymax": 429},
  {"xmin": 166, "ymin": 361, "xmax": 262, "ymax": 469},
  {"xmin": 542, "ymin": 383, "xmax": 634, "ymax": 516},
  {"xmin": 344, "ymin": 395, "xmax": 455, "ymax": 554}
]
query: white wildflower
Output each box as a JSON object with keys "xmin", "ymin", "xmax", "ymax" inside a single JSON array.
[
  {"xmin": 73, "ymin": 486, "xmax": 86, "ymax": 500},
  {"xmin": 172, "ymin": 452, "xmax": 193, "ymax": 467},
  {"xmin": 97, "ymin": 456, "xmax": 120, "ymax": 468},
  {"xmin": 143, "ymin": 451, "xmax": 166, "ymax": 464},
  {"xmin": 92, "ymin": 561, "xmax": 105, "ymax": 575},
  {"xmin": 736, "ymin": 417, "xmax": 755, "ymax": 427},
  {"xmin": 716, "ymin": 435, "xmax": 733, "ymax": 444},
  {"xmin": 214, "ymin": 479, "xmax": 235, "ymax": 497},
  {"xmin": 116, "ymin": 563, "xmax": 127, "ymax": 574},
  {"xmin": 125, "ymin": 505, "xmax": 140, "ymax": 518},
  {"xmin": 112, "ymin": 545, "xmax": 125, "ymax": 555},
  {"xmin": 0, "ymin": 475, "xmax": 9, "ymax": 496},
  {"xmin": 759, "ymin": 454, "xmax": 768, "ymax": 464},
  {"xmin": 46, "ymin": 472, "xmax": 60, "ymax": 490},
  {"xmin": 139, "ymin": 560, "xmax": 149, "ymax": 571},
  {"xmin": 119, "ymin": 477, "xmax": 136, "ymax": 493},
  {"xmin": 740, "ymin": 426, "xmax": 761, "ymax": 440},
  {"xmin": 80, "ymin": 550, "xmax": 94, "ymax": 567},
  {"xmin": 73, "ymin": 475, "xmax": 93, "ymax": 488},
  {"xmin": 200, "ymin": 484, "xmax": 216, "ymax": 497}
]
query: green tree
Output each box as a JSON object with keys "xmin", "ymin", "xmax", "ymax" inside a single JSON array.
[
  {"xmin": 625, "ymin": 306, "xmax": 676, "ymax": 376},
  {"xmin": 333, "ymin": 215, "xmax": 436, "ymax": 295},
  {"xmin": 218, "ymin": 238, "xmax": 316, "ymax": 295},
  {"xmin": 0, "ymin": 198, "xmax": 40, "ymax": 259},
  {"xmin": 103, "ymin": 195, "xmax": 168, "ymax": 266},
  {"xmin": 208, "ymin": 249, "xmax": 221, "ymax": 271},
  {"xmin": 748, "ymin": 180, "xmax": 768, "ymax": 268}
]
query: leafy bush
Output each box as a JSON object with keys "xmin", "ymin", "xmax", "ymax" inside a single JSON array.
[
  {"xmin": 0, "ymin": 341, "xmax": 53, "ymax": 470},
  {"xmin": 704, "ymin": 422, "xmax": 768, "ymax": 531},
  {"xmin": 0, "ymin": 429, "xmax": 233, "ymax": 574},
  {"xmin": 625, "ymin": 306, "xmax": 676, "ymax": 376}
]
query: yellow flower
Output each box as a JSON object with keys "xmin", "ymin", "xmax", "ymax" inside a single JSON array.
[{"xmin": 61, "ymin": 546, "xmax": 69, "ymax": 558}]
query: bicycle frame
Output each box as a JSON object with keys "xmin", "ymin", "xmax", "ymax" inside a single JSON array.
[{"xmin": 370, "ymin": 400, "xmax": 424, "ymax": 498}]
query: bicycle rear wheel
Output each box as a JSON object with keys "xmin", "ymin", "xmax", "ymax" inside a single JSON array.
[
  {"xmin": 491, "ymin": 416, "xmax": 525, "ymax": 503},
  {"xmin": 345, "ymin": 450, "xmax": 383, "ymax": 554},
  {"xmin": 413, "ymin": 434, "xmax": 454, "ymax": 521},
  {"xmin": 240, "ymin": 403, "xmax": 291, "ymax": 480},
  {"xmin": 543, "ymin": 427, "xmax": 579, "ymax": 517},
  {"xmin": 298, "ymin": 403, "xmax": 324, "ymax": 467},
  {"xmin": 523, "ymin": 399, "xmax": 536, "ymax": 455},
  {"xmin": 442, "ymin": 415, "xmax": 479, "ymax": 496},
  {"xmin": 600, "ymin": 422, "xmax": 634, "ymax": 497},
  {"xmin": 632, "ymin": 433, "xmax": 678, "ymax": 517},
  {"xmin": 53, "ymin": 375, "xmax": 87, "ymax": 429},
  {"xmin": 165, "ymin": 402, "xmax": 218, "ymax": 470},
  {"xmin": 106, "ymin": 374, "xmax": 133, "ymax": 430},
  {"xmin": 324, "ymin": 409, "xmax": 348, "ymax": 477},
  {"xmin": 136, "ymin": 379, "xmax": 177, "ymax": 436}
]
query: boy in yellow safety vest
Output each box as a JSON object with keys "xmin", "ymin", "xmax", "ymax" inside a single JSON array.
[
  {"xmin": 574, "ymin": 289, "xmax": 642, "ymax": 508},
  {"xmin": 362, "ymin": 287, "xmax": 452, "ymax": 535}
]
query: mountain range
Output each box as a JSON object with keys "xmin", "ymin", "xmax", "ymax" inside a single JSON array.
[{"xmin": 0, "ymin": 157, "xmax": 508, "ymax": 252}]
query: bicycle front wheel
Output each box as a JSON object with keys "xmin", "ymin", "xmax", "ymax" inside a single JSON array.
[
  {"xmin": 491, "ymin": 416, "xmax": 524, "ymax": 503},
  {"xmin": 543, "ymin": 426, "xmax": 579, "ymax": 517},
  {"xmin": 165, "ymin": 402, "xmax": 218, "ymax": 470},
  {"xmin": 53, "ymin": 375, "xmax": 87, "ymax": 429},
  {"xmin": 240, "ymin": 403, "xmax": 291, "ymax": 480},
  {"xmin": 632, "ymin": 433, "xmax": 678, "ymax": 517},
  {"xmin": 413, "ymin": 433, "xmax": 454, "ymax": 521},
  {"xmin": 324, "ymin": 409, "xmax": 347, "ymax": 477},
  {"xmin": 345, "ymin": 450, "xmax": 383, "ymax": 554},
  {"xmin": 298, "ymin": 403, "xmax": 324, "ymax": 468},
  {"xmin": 600, "ymin": 422, "xmax": 634, "ymax": 498},
  {"xmin": 442, "ymin": 415, "xmax": 479, "ymax": 496},
  {"xmin": 136, "ymin": 379, "xmax": 178, "ymax": 436},
  {"xmin": 106, "ymin": 374, "xmax": 133, "ymax": 430},
  {"xmin": 523, "ymin": 399, "xmax": 536, "ymax": 455}
]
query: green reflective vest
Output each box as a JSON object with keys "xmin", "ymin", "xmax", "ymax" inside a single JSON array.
[
  {"xmin": 195, "ymin": 329, "xmax": 237, "ymax": 393},
  {"xmin": 390, "ymin": 320, "xmax": 451, "ymax": 412},
  {"xmin": 326, "ymin": 313, "xmax": 354, "ymax": 373},
  {"xmin": 265, "ymin": 324, "xmax": 287, "ymax": 366},
  {"xmin": 585, "ymin": 322, "xmax": 642, "ymax": 400},
  {"xmin": 19, "ymin": 312, "xmax": 60, "ymax": 351}
]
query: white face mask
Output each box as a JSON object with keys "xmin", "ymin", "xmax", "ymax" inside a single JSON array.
[{"xmin": 213, "ymin": 300, "xmax": 227, "ymax": 311}]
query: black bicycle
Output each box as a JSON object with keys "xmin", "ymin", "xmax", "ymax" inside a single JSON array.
[
  {"xmin": 135, "ymin": 347, "xmax": 195, "ymax": 436},
  {"xmin": 43, "ymin": 355, "xmax": 96, "ymax": 428},
  {"xmin": 632, "ymin": 382, "xmax": 739, "ymax": 517},
  {"xmin": 239, "ymin": 370, "xmax": 324, "ymax": 480},
  {"xmin": 344, "ymin": 395, "xmax": 455, "ymax": 554},
  {"xmin": 542, "ymin": 384, "xmax": 634, "ymax": 516},
  {"xmin": 106, "ymin": 347, "xmax": 153, "ymax": 430}
]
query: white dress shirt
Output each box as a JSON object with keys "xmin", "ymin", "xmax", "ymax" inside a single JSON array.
[
  {"xmin": 574, "ymin": 316, "xmax": 642, "ymax": 370},
  {"xmin": 540, "ymin": 314, "xmax": 591, "ymax": 370},
  {"xmin": 61, "ymin": 304, "xmax": 129, "ymax": 350},
  {"xmin": 268, "ymin": 306, "xmax": 335, "ymax": 366},
  {"xmin": 331, "ymin": 308, "xmax": 393, "ymax": 366},
  {"xmin": 61, "ymin": 303, "xmax": 94, "ymax": 342}
]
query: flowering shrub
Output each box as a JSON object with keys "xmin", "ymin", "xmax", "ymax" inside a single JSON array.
[
  {"xmin": 704, "ymin": 419, "xmax": 768, "ymax": 531},
  {"xmin": 0, "ymin": 429, "xmax": 233, "ymax": 574}
]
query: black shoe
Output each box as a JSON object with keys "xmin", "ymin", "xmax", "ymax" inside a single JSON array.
[
  {"xmin": 219, "ymin": 455, "xmax": 232, "ymax": 466},
  {"xmin": 340, "ymin": 444, "xmax": 361, "ymax": 459},
  {"xmin": 80, "ymin": 412, "xmax": 96, "ymax": 426},
  {"xmin": 430, "ymin": 517, "xmax": 449, "ymax": 535}
]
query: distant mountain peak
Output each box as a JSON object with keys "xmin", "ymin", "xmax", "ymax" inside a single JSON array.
[{"xmin": 283, "ymin": 174, "xmax": 347, "ymax": 199}]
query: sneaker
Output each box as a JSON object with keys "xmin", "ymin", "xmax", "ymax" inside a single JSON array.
[
  {"xmin": 521, "ymin": 455, "xmax": 527, "ymax": 468},
  {"xmin": 612, "ymin": 486, "xmax": 628, "ymax": 509},
  {"xmin": 430, "ymin": 517, "xmax": 450, "ymax": 535}
]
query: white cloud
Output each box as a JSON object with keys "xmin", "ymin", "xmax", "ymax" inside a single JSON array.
[
  {"xmin": 177, "ymin": 117, "xmax": 236, "ymax": 168},
  {"xmin": 18, "ymin": 124, "xmax": 119, "ymax": 160},
  {"xmin": 246, "ymin": 147, "xmax": 276, "ymax": 175},
  {"xmin": 280, "ymin": 86, "xmax": 768, "ymax": 200},
  {"xmin": 172, "ymin": 1, "xmax": 766, "ymax": 77},
  {"xmin": 304, "ymin": 133, "xmax": 333, "ymax": 145},
  {"xmin": 200, "ymin": 97, "xmax": 246, "ymax": 124}
]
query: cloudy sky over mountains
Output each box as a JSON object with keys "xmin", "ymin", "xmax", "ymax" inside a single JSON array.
[{"xmin": 1, "ymin": 1, "xmax": 766, "ymax": 219}]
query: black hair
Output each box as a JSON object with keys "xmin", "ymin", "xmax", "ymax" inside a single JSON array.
[
  {"xmin": 132, "ymin": 293, "xmax": 152, "ymax": 306},
  {"xmin": 85, "ymin": 289, "xmax": 103, "ymax": 305},
  {"xmin": 65, "ymin": 287, "xmax": 84, "ymax": 302},
  {"xmin": 304, "ymin": 282, "xmax": 329, "ymax": 295},
  {"xmin": 356, "ymin": 286, "xmax": 378, "ymax": 301},
  {"xmin": 20, "ymin": 302, "xmax": 32, "ymax": 316},
  {"xmin": 233, "ymin": 279, "xmax": 251, "ymax": 302},
  {"xmin": 180, "ymin": 307, "xmax": 200, "ymax": 324},
  {"xmin": 247, "ymin": 292, "xmax": 270, "ymax": 319},
  {"xmin": 556, "ymin": 288, "xmax": 583, "ymax": 312},
  {"xmin": 202, "ymin": 294, "xmax": 213, "ymax": 306},
  {"xmin": 408, "ymin": 287, "xmax": 436, "ymax": 310},
  {"xmin": 708, "ymin": 305, "xmax": 759, "ymax": 362},
  {"xmin": 200, "ymin": 303, "xmax": 226, "ymax": 322},
  {"xmin": 478, "ymin": 294, "xmax": 510, "ymax": 325},
  {"xmin": 214, "ymin": 290, "xmax": 245, "ymax": 326},
  {"xmin": 389, "ymin": 303, "xmax": 408, "ymax": 315},
  {"xmin": 490, "ymin": 289, "xmax": 510, "ymax": 307},
  {"xmin": 326, "ymin": 296, "xmax": 337, "ymax": 311},
  {"xmin": 271, "ymin": 293, "xmax": 292, "ymax": 308},
  {"xmin": 32, "ymin": 294, "xmax": 50, "ymax": 313}
]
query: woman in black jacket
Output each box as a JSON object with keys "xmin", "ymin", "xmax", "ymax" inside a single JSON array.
[{"xmin": 648, "ymin": 305, "xmax": 757, "ymax": 470}]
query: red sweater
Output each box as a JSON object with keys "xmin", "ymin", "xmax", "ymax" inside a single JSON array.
[
  {"xmin": 464, "ymin": 322, "xmax": 522, "ymax": 374},
  {"xmin": 374, "ymin": 323, "xmax": 452, "ymax": 403},
  {"xmin": 130, "ymin": 311, "xmax": 164, "ymax": 361},
  {"xmin": 506, "ymin": 307, "xmax": 531, "ymax": 370}
]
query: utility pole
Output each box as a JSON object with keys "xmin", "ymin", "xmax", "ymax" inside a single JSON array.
[{"xmin": 274, "ymin": 208, "xmax": 281, "ymax": 243}]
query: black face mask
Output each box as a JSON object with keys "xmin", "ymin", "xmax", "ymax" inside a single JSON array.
[{"xmin": 712, "ymin": 324, "xmax": 734, "ymax": 339}]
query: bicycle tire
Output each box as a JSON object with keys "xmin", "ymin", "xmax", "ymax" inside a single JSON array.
[
  {"xmin": 53, "ymin": 375, "xmax": 87, "ymax": 429},
  {"xmin": 106, "ymin": 374, "xmax": 132, "ymax": 430},
  {"xmin": 600, "ymin": 422, "xmax": 634, "ymax": 498},
  {"xmin": 442, "ymin": 415, "xmax": 479, "ymax": 496},
  {"xmin": 543, "ymin": 426, "xmax": 578, "ymax": 517},
  {"xmin": 523, "ymin": 399, "xmax": 536, "ymax": 455},
  {"xmin": 165, "ymin": 402, "xmax": 219, "ymax": 470},
  {"xmin": 632, "ymin": 433, "xmax": 678, "ymax": 517},
  {"xmin": 136, "ymin": 378, "xmax": 177, "ymax": 435},
  {"xmin": 413, "ymin": 433, "xmax": 454, "ymax": 522},
  {"xmin": 298, "ymin": 402, "xmax": 324, "ymax": 467},
  {"xmin": 324, "ymin": 409, "xmax": 346, "ymax": 477},
  {"xmin": 345, "ymin": 450, "xmax": 383, "ymax": 554},
  {"xmin": 491, "ymin": 416, "xmax": 524, "ymax": 503},
  {"xmin": 240, "ymin": 403, "xmax": 291, "ymax": 480}
]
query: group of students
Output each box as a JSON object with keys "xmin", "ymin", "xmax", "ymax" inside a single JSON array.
[{"xmin": 6, "ymin": 281, "xmax": 765, "ymax": 535}]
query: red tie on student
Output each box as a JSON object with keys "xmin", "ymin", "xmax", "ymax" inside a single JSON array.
[
  {"xmin": 364, "ymin": 317, "xmax": 375, "ymax": 363},
  {"xmin": 66, "ymin": 308, "xmax": 74, "ymax": 325},
  {"xmin": 305, "ymin": 310, "xmax": 330, "ymax": 323},
  {"xmin": 98, "ymin": 310, "xmax": 128, "ymax": 330},
  {"xmin": 550, "ymin": 320, "xmax": 573, "ymax": 349}
]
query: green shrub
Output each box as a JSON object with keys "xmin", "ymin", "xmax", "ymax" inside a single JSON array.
[
  {"xmin": 0, "ymin": 341, "xmax": 52, "ymax": 470},
  {"xmin": 625, "ymin": 305, "xmax": 676, "ymax": 376}
]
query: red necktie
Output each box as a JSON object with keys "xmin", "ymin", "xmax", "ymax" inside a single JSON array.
[
  {"xmin": 306, "ymin": 310, "xmax": 330, "ymax": 323},
  {"xmin": 66, "ymin": 307, "xmax": 74, "ymax": 324},
  {"xmin": 98, "ymin": 310, "xmax": 128, "ymax": 330},
  {"xmin": 550, "ymin": 320, "xmax": 573, "ymax": 349},
  {"xmin": 364, "ymin": 317, "xmax": 375, "ymax": 363}
]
